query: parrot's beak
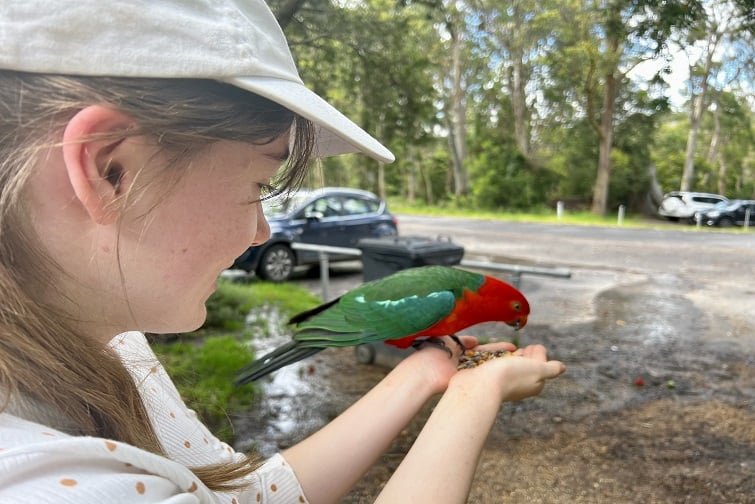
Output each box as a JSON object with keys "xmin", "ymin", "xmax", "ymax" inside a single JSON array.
[{"xmin": 507, "ymin": 316, "xmax": 528, "ymax": 331}]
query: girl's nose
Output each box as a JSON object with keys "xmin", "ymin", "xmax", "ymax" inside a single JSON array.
[{"xmin": 251, "ymin": 202, "xmax": 271, "ymax": 246}]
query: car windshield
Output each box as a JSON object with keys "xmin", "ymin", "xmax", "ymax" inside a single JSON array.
[
  {"xmin": 710, "ymin": 201, "xmax": 733, "ymax": 210},
  {"xmin": 262, "ymin": 192, "xmax": 312, "ymax": 217}
]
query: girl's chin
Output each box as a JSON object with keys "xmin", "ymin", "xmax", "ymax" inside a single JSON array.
[{"xmin": 147, "ymin": 306, "xmax": 208, "ymax": 335}]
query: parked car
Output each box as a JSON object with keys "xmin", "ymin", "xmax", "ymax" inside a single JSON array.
[
  {"xmin": 233, "ymin": 187, "xmax": 398, "ymax": 281},
  {"xmin": 657, "ymin": 191, "xmax": 728, "ymax": 222},
  {"xmin": 696, "ymin": 199, "xmax": 755, "ymax": 227}
]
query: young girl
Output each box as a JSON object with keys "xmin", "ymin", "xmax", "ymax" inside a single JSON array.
[{"xmin": 0, "ymin": 1, "xmax": 564, "ymax": 502}]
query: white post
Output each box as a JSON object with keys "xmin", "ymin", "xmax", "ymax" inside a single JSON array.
[
  {"xmin": 617, "ymin": 205, "xmax": 625, "ymax": 226},
  {"xmin": 745, "ymin": 208, "xmax": 751, "ymax": 230},
  {"xmin": 695, "ymin": 212, "xmax": 702, "ymax": 229},
  {"xmin": 318, "ymin": 251, "xmax": 330, "ymax": 300},
  {"xmin": 556, "ymin": 201, "xmax": 564, "ymax": 220}
]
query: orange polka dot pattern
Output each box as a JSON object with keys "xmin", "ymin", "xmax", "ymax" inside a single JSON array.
[{"xmin": 0, "ymin": 332, "xmax": 310, "ymax": 503}]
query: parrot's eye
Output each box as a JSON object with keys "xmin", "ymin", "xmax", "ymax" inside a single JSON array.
[{"xmin": 512, "ymin": 302, "xmax": 521, "ymax": 312}]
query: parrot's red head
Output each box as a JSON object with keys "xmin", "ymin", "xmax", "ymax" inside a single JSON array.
[{"xmin": 477, "ymin": 275, "xmax": 530, "ymax": 330}]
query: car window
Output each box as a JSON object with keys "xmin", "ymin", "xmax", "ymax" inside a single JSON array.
[
  {"xmin": 263, "ymin": 192, "xmax": 311, "ymax": 217},
  {"xmin": 342, "ymin": 196, "xmax": 379, "ymax": 216},
  {"xmin": 693, "ymin": 196, "xmax": 725, "ymax": 205},
  {"xmin": 308, "ymin": 196, "xmax": 343, "ymax": 217}
]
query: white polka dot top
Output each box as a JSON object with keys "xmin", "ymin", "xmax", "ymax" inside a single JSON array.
[{"xmin": 0, "ymin": 331, "xmax": 309, "ymax": 503}]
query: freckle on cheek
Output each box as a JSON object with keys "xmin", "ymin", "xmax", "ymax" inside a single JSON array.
[
  {"xmin": 182, "ymin": 248, "xmax": 188, "ymax": 254},
  {"xmin": 102, "ymin": 245, "xmax": 110, "ymax": 253}
]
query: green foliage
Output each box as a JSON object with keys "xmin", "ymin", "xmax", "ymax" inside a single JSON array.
[
  {"xmin": 203, "ymin": 282, "xmax": 254, "ymax": 331},
  {"xmin": 152, "ymin": 335, "xmax": 256, "ymax": 443},
  {"xmin": 269, "ymin": 0, "xmax": 752, "ymax": 212},
  {"xmin": 469, "ymin": 140, "xmax": 555, "ymax": 210},
  {"xmin": 203, "ymin": 280, "xmax": 322, "ymax": 331}
]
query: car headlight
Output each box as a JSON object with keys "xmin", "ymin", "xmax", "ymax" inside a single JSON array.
[{"xmin": 707, "ymin": 211, "xmax": 720, "ymax": 218}]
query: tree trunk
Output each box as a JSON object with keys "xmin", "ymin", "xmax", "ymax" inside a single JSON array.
[
  {"xmin": 680, "ymin": 32, "xmax": 718, "ymax": 192},
  {"xmin": 419, "ymin": 162, "xmax": 434, "ymax": 205},
  {"xmin": 643, "ymin": 163, "xmax": 665, "ymax": 215},
  {"xmin": 680, "ymin": 91, "xmax": 707, "ymax": 191},
  {"xmin": 717, "ymin": 157, "xmax": 729, "ymax": 197},
  {"xmin": 377, "ymin": 163, "xmax": 385, "ymax": 200},
  {"xmin": 707, "ymin": 98, "xmax": 729, "ymax": 196},
  {"xmin": 406, "ymin": 148, "xmax": 416, "ymax": 203},
  {"xmin": 706, "ymin": 97, "xmax": 721, "ymax": 165},
  {"xmin": 510, "ymin": 49, "xmax": 531, "ymax": 158},
  {"xmin": 446, "ymin": 9, "xmax": 468, "ymax": 196},
  {"xmin": 591, "ymin": 71, "xmax": 617, "ymax": 215},
  {"xmin": 273, "ymin": 0, "xmax": 308, "ymax": 30}
]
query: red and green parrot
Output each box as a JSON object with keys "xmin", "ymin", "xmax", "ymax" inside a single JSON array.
[{"xmin": 234, "ymin": 265, "xmax": 529, "ymax": 384}]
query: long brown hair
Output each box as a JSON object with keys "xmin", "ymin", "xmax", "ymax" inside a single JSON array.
[{"xmin": 0, "ymin": 71, "xmax": 315, "ymax": 491}]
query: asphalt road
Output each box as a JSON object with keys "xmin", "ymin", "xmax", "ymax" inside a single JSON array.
[
  {"xmin": 298, "ymin": 215, "xmax": 754, "ymax": 347},
  {"xmin": 393, "ymin": 214, "xmax": 755, "ymax": 349}
]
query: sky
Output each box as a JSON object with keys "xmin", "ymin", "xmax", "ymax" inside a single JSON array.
[{"xmin": 628, "ymin": 50, "xmax": 693, "ymax": 110}]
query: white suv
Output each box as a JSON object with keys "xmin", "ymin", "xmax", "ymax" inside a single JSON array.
[{"xmin": 658, "ymin": 191, "xmax": 728, "ymax": 222}]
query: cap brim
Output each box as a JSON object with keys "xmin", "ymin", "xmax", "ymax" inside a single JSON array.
[{"xmin": 224, "ymin": 76, "xmax": 394, "ymax": 163}]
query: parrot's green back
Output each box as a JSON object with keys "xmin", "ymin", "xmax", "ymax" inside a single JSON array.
[
  {"xmin": 234, "ymin": 266, "xmax": 489, "ymax": 384},
  {"xmin": 291, "ymin": 266, "xmax": 485, "ymax": 346}
]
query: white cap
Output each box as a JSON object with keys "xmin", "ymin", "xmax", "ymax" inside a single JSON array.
[{"xmin": 0, "ymin": 0, "xmax": 395, "ymax": 163}]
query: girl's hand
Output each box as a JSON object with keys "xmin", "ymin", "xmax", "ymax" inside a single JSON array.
[
  {"xmin": 450, "ymin": 343, "xmax": 565, "ymax": 402},
  {"xmin": 398, "ymin": 335, "xmax": 518, "ymax": 395}
]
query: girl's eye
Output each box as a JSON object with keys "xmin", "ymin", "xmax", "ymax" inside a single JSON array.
[{"xmin": 258, "ymin": 184, "xmax": 280, "ymax": 201}]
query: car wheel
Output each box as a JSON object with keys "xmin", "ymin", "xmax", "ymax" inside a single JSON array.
[
  {"xmin": 375, "ymin": 224, "xmax": 398, "ymax": 237},
  {"xmin": 355, "ymin": 344, "xmax": 376, "ymax": 364},
  {"xmin": 718, "ymin": 217, "xmax": 734, "ymax": 228},
  {"xmin": 257, "ymin": 244, "xmax": 295, "ymax": 282}
]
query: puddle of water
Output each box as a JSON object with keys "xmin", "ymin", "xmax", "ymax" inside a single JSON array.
[{"xmin": 234, "ymin": 305, "xmax": 338, "ymax": 456}]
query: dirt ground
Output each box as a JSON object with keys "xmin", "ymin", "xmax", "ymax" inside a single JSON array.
[
  {"xmin": 232, "ymin": 222, "xmax": 755, "ymax": 503},
  {"xmin": 325, "ymin": 346, "xmax": 754, "ymax": 504},
  {"xmin": 235, "ymin": 283, "xmax": 754, "ymax": 503}
]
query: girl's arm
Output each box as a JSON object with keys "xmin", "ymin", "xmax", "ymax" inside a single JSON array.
[
  {"xmin": 375, "ymin": 344, "xmax": 565, "ymax": 503},
  {"xmin": 282, "ymin": 335, "xmax": 492, "ymax": 504}
]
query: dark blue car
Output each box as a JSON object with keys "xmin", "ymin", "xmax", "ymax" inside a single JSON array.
[
  {"xmin": 233, "ymin": 187, "xmax": 398, "ymax": 281},
  {"xmin": 697, "ymin": 199, "xmax": 755, "ymax": 227}
]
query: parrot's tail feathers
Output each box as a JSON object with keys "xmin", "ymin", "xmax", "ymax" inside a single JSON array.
[
  {"xmin": 288, "ymin": 296, "xmax": 341, "ymax": 325},
  {"xmin": 234, "ymin": 342, "xmax": 323, "ymax": 385}
]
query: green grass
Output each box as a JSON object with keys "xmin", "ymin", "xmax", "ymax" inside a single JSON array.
[
  {"xmin": 152, "ymin": 335, "xmax": 256, "ymax": 443},
  {"xmin": 388, "ymin": 199, "xmax": 752, "ymax": 233},
  {"xmin": 152, "ymin": 280, "xmax": 322, "ymax": 443},
  {"xmin": 203, "ymin": 280, "xmax": 322, "ymax": 331}
]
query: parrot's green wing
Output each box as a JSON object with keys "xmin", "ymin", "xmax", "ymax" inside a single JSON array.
[
  {"xmin": 234, "ymin": 267, "xmax": 486, "ymax": 383},
  {"xmin": 293, "ymin": 266, "xmax": 484, "ymax": 346}
]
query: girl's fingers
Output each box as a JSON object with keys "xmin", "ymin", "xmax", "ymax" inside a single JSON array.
[
  {"xmin": 457, "ymin": 335, "xmax": 479, "ymax": 349},
  {"xmin": 473, "ymin": 341, "xmax": 518, "ymax": 353},
  {"xmin": 543, "ymin": 360, "xmax": 566, "ymax": 378}
]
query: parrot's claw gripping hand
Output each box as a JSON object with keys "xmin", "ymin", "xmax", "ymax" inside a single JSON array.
[
  {"xmin": 411, "ymin": 334, "xmax": 466, "ymax": 359},
  {"xmin": 449, "ymin": 334, "xmax": 467, "ymax": 353}
]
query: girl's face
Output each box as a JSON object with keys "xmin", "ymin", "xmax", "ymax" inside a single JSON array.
[{"xmin": 109, "ymin": 137, "xmax": 288, "ymax": 334}]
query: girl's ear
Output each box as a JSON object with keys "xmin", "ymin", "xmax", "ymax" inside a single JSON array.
[{"xmin": 62, "ymin": 105, "xmax": 136, "ymax": 225}]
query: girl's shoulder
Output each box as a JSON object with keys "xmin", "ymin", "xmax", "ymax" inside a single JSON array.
[{"xmin": 0, "ymin": 412, "xmax": 215, "ymax": 502}]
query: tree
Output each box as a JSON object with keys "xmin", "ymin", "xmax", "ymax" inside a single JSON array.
[
  {"xmin": 542, "ymin": 0, "xmax": 702, "ymax": 215},
  {"xmin": 438, "ymin": 0, "xmax": 471, "ymax": 197},
  {"xmin": 273, "ymin": 0, "xmax": 439, "ymax": 198},
  {"xmin": 678, "ymin": 0, "xmax": 754, "ymax": 192}
]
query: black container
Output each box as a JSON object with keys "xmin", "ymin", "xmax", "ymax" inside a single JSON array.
[{"xmin": 357, "ymin": 235, "xmax": 465, "ymax": 281}]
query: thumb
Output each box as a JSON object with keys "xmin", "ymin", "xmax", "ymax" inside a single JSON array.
[{"xmin": 542, "ymin": 360, "xmax": 566, "ymax": 379}]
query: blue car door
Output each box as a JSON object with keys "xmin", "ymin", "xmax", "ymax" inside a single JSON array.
[{"xmin": 298, "ymin": 195, "xmax": 350, "ymax": 248}]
